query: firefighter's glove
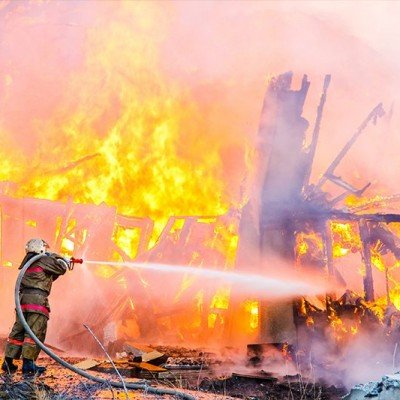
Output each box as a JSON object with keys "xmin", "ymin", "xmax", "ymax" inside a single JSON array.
[{"xmin": 56, "ymin": 257, "xmax": 70, "ymax": 271}]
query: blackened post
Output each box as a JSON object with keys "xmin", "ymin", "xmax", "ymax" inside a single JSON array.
[
  {"xmin": 315, "ymin": 103, "xmax": 384, "ymax": 191},
  {"xmin": 359, "ymin": 219, "xmax": 375, "ymax": 301},
  {"xmin": 303, "ymin": 74, "xmax": 331, "ymax": 188},
  {"xmin": 322, "ymin": 221, "xmax": 335, "ymax": 277},
  {"xmin": 258, "ymin": 72, "xmax": 310, "ymax": 343}
]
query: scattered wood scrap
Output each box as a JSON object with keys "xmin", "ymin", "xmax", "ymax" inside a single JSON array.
[
  {"xmin": 123, "ymin": 342, "xmax": 167, "ymax": 365},
  {"xmin": 73, "ymin": 359, "xmax": 101, "ymax": 370},
  {"xmin": 231, "ymin": 371, "xmax": 277, "ymax": 382},
  {"xmin": 129, "ymin": 362, "xmax": 168, "ymax": 379}
]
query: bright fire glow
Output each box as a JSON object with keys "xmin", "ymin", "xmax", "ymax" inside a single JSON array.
[{"xmin": 1, "ymin": 1, "xmax": 400, "ymax": 348}]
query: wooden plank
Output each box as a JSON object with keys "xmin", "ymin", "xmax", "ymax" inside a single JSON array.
[
  {"xmin": 129, "ymin": 362, "xmax": 167, "ymax": 372},
  {"xmin": 232, "ymin": 372, "xmax": 277, "ymax": 381},
  {"xmin": 73, "ymin": 359, "xmax": 100, "ymax": 370}
]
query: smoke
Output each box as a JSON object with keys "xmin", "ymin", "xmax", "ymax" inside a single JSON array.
[
  {"xmin": 308, "ymin": 323, "xmax": 399, "ymax": 389},
  {"xmin": 0, "ymin": 0, "xmax": 400, "ymax": 386}
]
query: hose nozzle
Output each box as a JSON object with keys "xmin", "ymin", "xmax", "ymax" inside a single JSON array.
[{"xmin": 68, "ymin": 257, "xmax": 83, "ymax": 270}]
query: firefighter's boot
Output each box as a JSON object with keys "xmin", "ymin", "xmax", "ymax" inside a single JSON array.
[
  {"xmin": 1, "ymin": 357, "xmax": 18, "ymax": 373},
  {"xmin": 22, "ymin": 358, "xmax": 46, "ymax": 375}
]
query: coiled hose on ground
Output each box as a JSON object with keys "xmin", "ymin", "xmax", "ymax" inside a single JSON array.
[{"xmin": 15, "ymin": 254, "xmax": 196, "ymax": 400}]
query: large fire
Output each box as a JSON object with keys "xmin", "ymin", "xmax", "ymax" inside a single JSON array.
[
  {"xmin": 0, "ymin": 3, "xmax": 230, "ymax": 222},
  {"xmin": 1, "ymin": 1, "xmax": 400, "ymax": 359},
  {"xmin": 0, "ymin": 1, "xmax": 247, "ymax": 345}
]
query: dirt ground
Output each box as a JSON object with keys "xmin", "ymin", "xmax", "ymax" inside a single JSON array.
[
  {"xmin": 0, "ymin": 356, "xmax": 222, "ymax": 400},
  {"xmin": 0, "ymin": 353, "xmax": 347, "ymax": 400}
]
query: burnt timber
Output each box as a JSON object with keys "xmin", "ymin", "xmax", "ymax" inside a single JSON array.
[{"xmin": 236, "ymin": 71, "xmax": 400, "ymax": 343}]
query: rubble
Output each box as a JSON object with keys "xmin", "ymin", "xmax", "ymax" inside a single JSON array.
[
  {"xmin": 1, "ymin": 348, "xmax": 349, "ymax": 399},
  {"xmin": 247, "ymin": 342, "xmax": 294, "ymax": 367},
  {"xmin": 343, "ymin": 373, "xmax": 400, "ymax": 399},
  {"xmin": 164, "ymin": 356, "xmax": 209, "ymax": 370},
  {"xmin": 122, "ymin": 342, "xmax": 166, "ymax": 364},
  {"xmin": 199, "ymin": 372, "xmax": 346, "ymax": 400}
]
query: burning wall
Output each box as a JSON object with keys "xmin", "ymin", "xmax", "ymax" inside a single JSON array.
[{"xmin": 0, "ymin": 193, "xmax": 244, "ymax": 345}]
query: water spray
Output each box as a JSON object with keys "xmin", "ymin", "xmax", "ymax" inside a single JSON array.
[
  {"xmin": 84, "ymin": 260, "xmax": 327, "ymax": 298},
  {"xmin": 14, "ymin": 255, "xmax": 325, "ymax": 399},
  {"xmin": 14, "ymin": 254, "xmax": 195, "ymax": 400}
]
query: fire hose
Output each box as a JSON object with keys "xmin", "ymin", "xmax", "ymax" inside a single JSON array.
[{"xmin": 15, "ymin": 254, "xmax": 196, "ymax": 400}]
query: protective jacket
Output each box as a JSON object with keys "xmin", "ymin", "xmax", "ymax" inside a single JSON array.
[
  {"xmin": 19, "ymin": 252, "xmax": 67, "ymax": 317},
  {"xmin": 5, "ymin": 251, "xmax": 68, "ymax": 361}
]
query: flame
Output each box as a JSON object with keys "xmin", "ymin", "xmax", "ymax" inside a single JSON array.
[
  {"xmin": 0, "ymin": 2, "xmax": 230, "ymax": 230},
  {"xmin": 295, "ymin": 231, "xmax": 324, "ymax": 266},
  {"xmin": 295, "ymin": 216, "xmax": 400, "ymax": 344},
  {"xmin": 114, "ymin": 226, "xmax": 141, "ymax": 259},
  {"xmin": 370, "ymin": 241, "xmax": 386, "ymax": 272},
  {"xmin": 346, "ymin": 194, "xmax": 400, "ymax": 213},
  {"xmin": 208, "ymin": 288, "xmax": 230, "ymax": 329},
  {"xmin": 244, "ymin": 300, "xmax": 259, "ymax": 331},
  {"xmin": 331, "ymin": 222, "xmax": 361, "ymax": 257},
  {"xmin": 328, "ymin": 309, "xmax": 360, "ymax": 342},
  {"xmin": 0, "ymin": 2, "xmax": 245, "ymax": 342},
  {"xmin": 1, "ymin": 2, "xmax": 400, "ymax": 346}
]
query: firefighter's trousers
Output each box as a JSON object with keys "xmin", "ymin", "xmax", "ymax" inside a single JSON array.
[{"xmin": 4, "ymin": 312, "xmax": 48, "ymax": 361}]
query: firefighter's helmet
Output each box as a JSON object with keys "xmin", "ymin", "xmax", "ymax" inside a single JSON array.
[{"xmin": 25, "ymin": 238, "xmax": 49, "ymax": 254}]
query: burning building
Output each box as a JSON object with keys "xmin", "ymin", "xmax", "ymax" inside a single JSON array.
[
  {"xmin": 1, "ymin": 3, "xmax": 400, "ymax": 393},
  {"xmin": 234, "ymin": 70, "xmax": 400, "ymax": 355},
  {"xmin": 1, "ymin": 68, "xmax": 400, "ymax": 357}
]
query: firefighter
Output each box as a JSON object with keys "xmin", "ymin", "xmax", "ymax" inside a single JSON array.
[{"xmin": 1, "ymin": 238, "xmax": 70, "ymax": 375}]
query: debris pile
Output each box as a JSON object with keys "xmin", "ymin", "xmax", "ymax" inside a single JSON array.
[
  {"xmin": 343, "ymin": 373, "xmax": 400, "ymax": 400},
  {"xmin": 199, "ymin": 372, "xmax": 347, "ymax": 400}
]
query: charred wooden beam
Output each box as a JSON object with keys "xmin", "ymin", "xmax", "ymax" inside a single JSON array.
[
  {"xmin": 303, "ymin": 74, "xmax": 331, "ymax": 188},
  {"xmin": 258, "ymin": 73, "xmax": 311, "ymax": 343},
  {"xmin": 328, "ymin": 211, "xmax": 400, "ymax": 224},
  {"xmin": 359, "ymin": 219, "xmax": 375, "ymax": 301},
  {"xmin": 264, "ymin": 209, "xmax": 400, "ymax": 225},
  {"xmin": 315, "ymin": 102, "xmax": 384, "ymax": 191},
  {"xmin": 321, "ymin": 221, "xmax": 335, "ymax": 277}
]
